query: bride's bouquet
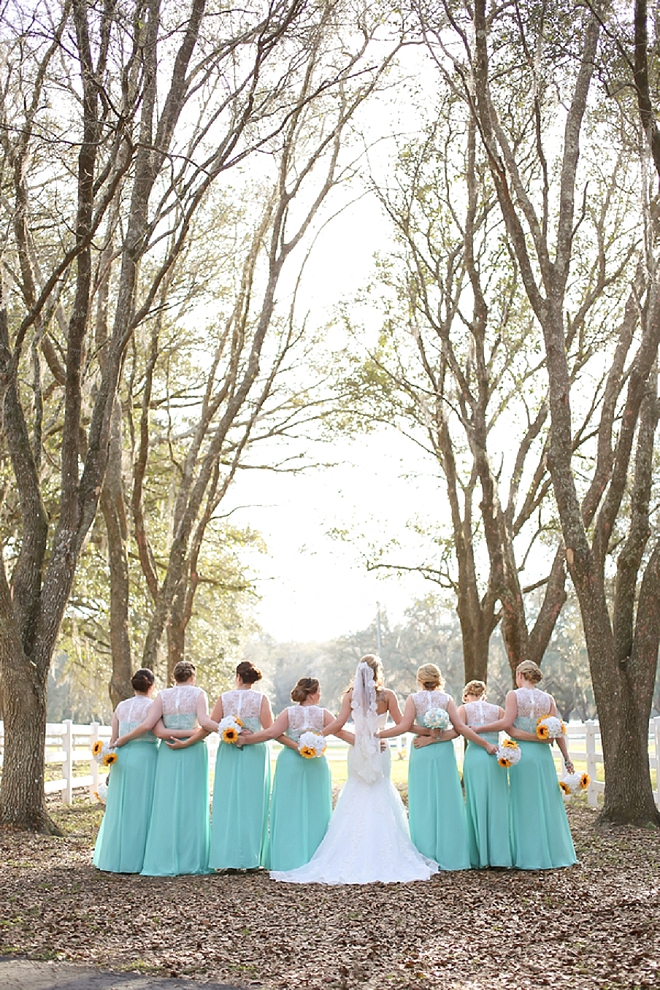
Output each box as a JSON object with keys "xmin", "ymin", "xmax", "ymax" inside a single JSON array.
[
  {"xmin": 218, "ymin": 715, "xmax": 243, "ymax": 744},
  {"xmin": 536, "ymin": 715, "xmax": 566, "ymax": 740},
  {"xmin": 91, "ymin": 741, "xmax": 117, "ymax": 767},
  {"xmin": 422, "ymin": 708, "xmax": 451, "ymax": 732},
  {"xmin": 559, "ymin": 771, "xmax": 590, "ymax": 797},
  {"xmin": 495, "ymin": 738, "xmax": 521, "ymax": 767},
  {"xmin": 297, "ymin": 731, "xmax": 327, "ymax": 759}
]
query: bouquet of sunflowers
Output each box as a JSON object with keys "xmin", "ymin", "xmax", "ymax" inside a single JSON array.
[
  {"xmin": 559, "ymin": 771, "xmax": 590, "ymax": 797},
  {"xmin": 94, "ymin": 779, "xmax": 108, "ymax": 805},
  {"xmin": 91, "ymin": 740, "xmax": 117, "ymax": 767},
  {"xmin": 297, "ymin": 731, "xmax": 327, "ymax": 759},
  {"xmin": 218, "ymin": 715, "xmax": 243, "ymax": 744},
  {"xmin": 536, "ymin": 715, "xmax": 566, "ymax": 740},
  {"xmin": 495, "ymin": 738, "xmax": 522, "ymax": 767},
  {"xmin": 422, "ymin": 708, "xmax": 451, "ymax": 731}
]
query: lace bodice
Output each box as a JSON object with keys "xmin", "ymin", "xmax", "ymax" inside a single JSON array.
[
  {"xmin": 160, "ymin": 684, "xmax": 204, "ymax": 730},
  {"xmin": 222, "ymin": 689, "xmax": 264, "ymax": 731},
  {"xmin": 464, "ymin": 699, "xmax": 500, "ymax": 726},
  {"xmin": 286, "ymin": 704, "xmax": 325, "ymax": 741},
  {"xmin": 411, "ymin": 690, "xmax": 450, "ymax": 719},
  {"xmin": 116, "ymin": 695, "xmax": 156, "ymax": 742},
  {"xmin": 514, "ymin": 686, "xmax": 552, "ymax": 734},
  {"xmin": 464, "ymin": 698, "xmax": 500, "ymax": 744}
]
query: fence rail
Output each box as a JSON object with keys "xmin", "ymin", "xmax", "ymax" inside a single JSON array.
[{"xmin": 0, "ymin": 717, "xmax": 659, "ymax": 808}]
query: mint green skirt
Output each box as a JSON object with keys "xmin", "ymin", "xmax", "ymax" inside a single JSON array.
[
  {"xmin": 141, "ymin": 740, "xmax": 210, "ymax": 876},
  {"xmin": 209, "ymin": 741, "xmax": 270, "ymax": 869},
  {"xmin": 93, "ymin": 738, "xmax": 158, "ymax": 873},
  {"xmin": 508, "ymin": 740, "xmax": 577, "ymax": 869},
  {"xmin": 408, "ymin": 740, "xmax": 470, "ymax": 870},
  {"xmin": 266, "ymin": 747, "xmax": 332, "ymax": 871},
  {"xmin": 463, "ymin": 739, "xmax": 512, "ymax": 868}
]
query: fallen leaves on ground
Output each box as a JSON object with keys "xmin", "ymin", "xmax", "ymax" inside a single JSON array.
[{"xmin": 1, "ymin": 800, "xmax": 659, "ymax": 989}]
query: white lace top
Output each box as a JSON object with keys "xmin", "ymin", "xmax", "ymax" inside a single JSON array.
[
  {"xmin": 286, "ymin": 704, "xmax": 325, "ymax": 741},
  {"xmin": 222, "ymin": 689, "xmax": 264, "ymax": 731},
  {"xmin": 514, "ymin": 686, "xmax": 552, "ymax": 734},
  {"xmin": 160, "ymin": 684, "xmax": 205, "ymax": 730},
  {"xmin": 463, "ymin": 699, "xmax": 500, "ymax": 726},
  {"xmin": 514, "ymin": 687, "xmax": 552, "ymax": 718},
  {"xmin": 411, "ymin": 689, "xmax": 451, "ymax": 719},
  {"xmin": 115, "ymin": 695, "xmax": 156, "ymax": 741}
]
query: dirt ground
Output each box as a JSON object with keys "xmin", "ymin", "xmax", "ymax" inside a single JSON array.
[{"xmin": 0, "ymin": 800, "xmax": 659, "ymax": 990}]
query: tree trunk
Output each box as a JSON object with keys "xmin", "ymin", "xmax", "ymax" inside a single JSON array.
[{"xmin": 101, "ymin": 398, "xmax": 133, "ymax": 707}]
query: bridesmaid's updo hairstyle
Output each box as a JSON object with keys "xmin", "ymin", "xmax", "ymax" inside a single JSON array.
[
  {"xmin": 417, "ymin": 663, "xmax": 443, "ymax": 691},
  {"xmin": 131, "ymin": 668, "xmax": 155, "ymax": 693},
  {"xmin": 290, "ymin": 677, "xmax": 319, "ymax": 703},
  {"xmin": 463, "ymin": 679, "xmax": 486, "ymax": 701},
  {"xmin": 236, "ymin": 661, "xmax": 262, "ymax": 684},
  {"xmin": 516, "ymin": 659, "xmax": 543, "ymax": 684},
  {"xmin": 173, "ymin": 659, "xmax": 196, "ymax": 683}
]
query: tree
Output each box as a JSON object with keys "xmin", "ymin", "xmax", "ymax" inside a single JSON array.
[
  {"xmin": 0, "ymin": 0, "xmax": 394, "ymax": 832},
  {"xmin": 419, "ymin": 0, "xmax": 660, "ymax": 824},
  {"xmin": 336, "ymin": 85, "xmax": 639, "ymax": 686}
]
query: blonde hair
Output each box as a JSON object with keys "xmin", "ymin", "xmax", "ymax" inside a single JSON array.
[
  {"xmin": 516, "ymin": 660, "xmax": 543, "ymax": 684},
  {"xmin": 463, "ymin": 679, "xmax": 486, "ymax": 702},
  {"xmin": 416, "ymin": 663, "xmax": 443, "ymax": 691},
  {"xmin": 291, "ymin": 677, "xmax": 319, "ymax": 703}
]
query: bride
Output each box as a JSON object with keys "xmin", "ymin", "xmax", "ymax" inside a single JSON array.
[{"xmin": 270, "ymin": 655, "xmax": 438, "ymax": 885}]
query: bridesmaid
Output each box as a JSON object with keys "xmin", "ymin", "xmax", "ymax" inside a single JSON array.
[
  {"xmin": 93, "ymin": 668, "xmax": 159, "ymax": 873},
  {"xmin": 477, "ymin": 659, "xmax": 577, "ymax": 869},
  {"xmin": 240, "ymin": 677, "xmax": 337, "ymax": 871},
  {"xmin": 457, "ymin": 680, "xmax": 512, "ymax": 869},
  {"xmin": 168, "ymin": 660, "xmax": 274, "ymax": 870},
  {"xmin": 115, "ymin": 659, "xmax": 214, "ymax": 876},
  {"xmin": 379, "ymin": 663, "xmax": 496, "ymax": 870}
]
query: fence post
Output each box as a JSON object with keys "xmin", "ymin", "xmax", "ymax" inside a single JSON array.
[
  {"xmin": 89, "ymin": 721, "xmax": 99, "ymax": 798},
  {"xmin": 585, "ymin": 719, "xmax": 598, "ymax": 808},
  {"xmin": 62, "ymin": 719, "xmax": 73, "ymax": 804}
]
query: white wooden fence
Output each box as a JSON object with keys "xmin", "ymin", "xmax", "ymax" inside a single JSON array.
[{"xmin": 0, "ymin": 717, "xmax": 659, "ymax": 808}]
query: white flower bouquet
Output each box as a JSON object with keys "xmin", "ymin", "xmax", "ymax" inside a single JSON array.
[
  {"xmin": 422, "ymin": 708, "xmax": 451, "ymax": 731},
  {"xmin": 218, "ymin": 715, "xmax": 243, "ymax": 744},
  {"xmin": 94, "ymin": 779, "xmax": 108, "ymax": 805},
  {"xmin": 91, "ymin": 740, "xmax": 117, "ymax": 767},
  {"xmin": 297, "ymin": 731, "xmax": 327, "ymax": 759},
  {"xmin": 495, "ymin": 739, "xmax": 522, "ymax": 767},
  {"xmin": 559, "ymin": 771, "xmax": 590, "ymax": 797},
  {"xmin": 536, "ymin": 715, "xmax": 566, "ymax": 740}
]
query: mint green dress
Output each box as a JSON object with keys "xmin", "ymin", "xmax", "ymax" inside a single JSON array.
[
  {"xmin": 141, "ymin": 685, "xmax": 210, "ymax": 876},
  {"xmin": 209, "ymin": 689, "xmax": 270, "ymax": 870},
  {"xmin": 508, "ymin": 687, "xmax": 577, "ymax": 870},
  {"xmin": 93, "ymin": 695, "xmax": 158, "ymax": 873},
  {"xmin": 266, "ymin": 704, "xmax": 332, "ymax": 872},
  {"xmin": 462, "ymin": 700, "xmax": 512, "ymax": 868},
  {"xmin": 408, "ymin": 690, "xmax": 470, "ymax": 871}
]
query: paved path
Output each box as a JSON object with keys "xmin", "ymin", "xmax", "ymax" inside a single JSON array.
[{"xmin": 0, "ymin": 958, "xmax": 247, "ymax": 990}]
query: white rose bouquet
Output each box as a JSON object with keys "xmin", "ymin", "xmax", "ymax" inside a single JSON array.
[
  {"xmin": 218, "ymin": 715, "xmax": 243, "ymax": 744},
  {"xmin": 422, "ymin": 708, "xmax": 451, "ymax": 732},
  {"xmin": 536, "ymin": 715, "xmax": 566, "ymax": 740},
  {"xmin": 297, "ymin": 731, "xmax": 327, "ymax": 759},
  {"xmin": 495, "ymin": 739, "xmax": 522, "ymax": 767}
]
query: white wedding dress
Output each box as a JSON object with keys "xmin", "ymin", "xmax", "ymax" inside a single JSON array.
[{"xmin": 271, "ymin": 686, "xmax": 438, "ymax": 885}]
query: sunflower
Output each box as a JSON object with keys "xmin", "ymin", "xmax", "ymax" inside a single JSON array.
[
  {"xmin": 502, "ymin": 739, "xmax": 518, "ymax": 749},
  {"xmin": 102, "ymin": 751, "xmax": 118, "ymax": 766},
  {"xmin": 580, "ymin": 772, "xmax": 590, "ymax": 789},
  {"xmin": 92, "ymin": 740, "xmax": 104, "ymax": 757},
  {"xmin": 536, "ymin": 720, "xmax": 550, "ymax": 740},
  {"xmin": 299, "ymin": 746, "xmax": 315, "ymax": 759},
  {"xmin": 222, "ymin": 727, "xmax": 239, "ymax": 743},
  {"xmin": 559, "ymin": 780, "xmax": 571, "ymax": 796},
  {"xmin": 498, "ymin": 756, "xmax": 512, "ymax": 768},
  {"xmin": 235, "ymin": 717, "xmax": 243, "ymax": 727}
]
